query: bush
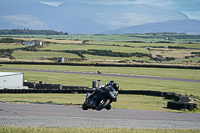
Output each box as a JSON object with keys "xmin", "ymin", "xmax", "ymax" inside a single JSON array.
[{"xmin": 10, "ymin": 55, "xmax": 16, "ymax": 59}]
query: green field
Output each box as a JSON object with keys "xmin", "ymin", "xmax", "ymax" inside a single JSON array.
[
  {"xmin": 88, "ymin": 41, "xmax": 175, "ymax": 47},
  {"xmin": 4, "ymin": 42, "xmax": 200, "ymax": 65},
  {"xmin": 0, "ymin": 64, "xmax": 200, "ymax": 132},
  {"xmin": 2, "ymin": 64, "xmax": 200, "ymax": 80},
  {"xmin": 177, "ymin": 43, "xmax": 200, "ymax": 49},
  {"xmin": 1, "ymin": 64, "xmax": 200, "ymax": 112},
  {"xmin": 0, "ymin": 34, "xmax": 165, "ymax": 42},
  {"xmin": 0, "ymin": 43, "xmax": 28, "ymax": 49},
  {"xmin": 2, "ymin": 33, "xmax": 200, "ymax": 43},
  {"xmin": 13, "ymin": 51, "xmax": 80, "ymax": 60},
  {"xmin": 1, "ymin": 35, "xmax": 200, "ymax": 65},
  {"xmin": 150, "ymin": 49, "xmax": 200, "ymax": 58},
  {"xmin": 0, "ymin": 94, "xmax": 173, "ymax": 112},
  {"xmin": 84, "ymin": 54, "xmax": 152, "ymax": 62},
  {"xmin": 40, "ymin": 44, "xmax": 149, "ymax": 54},
  {"xmin": 1, "ymin": 34, "xmax": 200, "ymax": 111}
]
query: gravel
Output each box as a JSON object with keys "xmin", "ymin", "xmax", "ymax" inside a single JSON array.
[{"xmin": 1, "ymin": 115, "xmax": 200, "ymax": 129}]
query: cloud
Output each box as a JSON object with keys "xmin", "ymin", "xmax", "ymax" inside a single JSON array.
[
  {"xmin": 39, "ymin": 1, "xmax": 64, "ymax": 7},
  {"xmin": 92, "ymin": 0, "xmax": 200, "ymax": 20},
  {"xmin": 132, "ymin": 0, "xmax": 200, "ymax": 20},
  {"xmin": 131, "ymin": 0, "xmax": 200, "ymax": 12},
  {"xmin": 2, "ymin": 15, "xmax": 48, "ymax": 29},
  {"xmin": 37, "ymin": 0, "xmax": 200, "ymax": 20}
]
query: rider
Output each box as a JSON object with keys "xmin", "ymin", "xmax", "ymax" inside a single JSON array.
[{"xmin": 87, "ymin": 80, "xmax": 119, "ymax": 101}]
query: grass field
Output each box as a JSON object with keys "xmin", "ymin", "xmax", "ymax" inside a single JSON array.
[
  {"xmin": 177, "ymin": 43, "xmax": 200, "ymax": 49},
  {"xmin": 1, "ymin": 126, "xmax": 200, "ymax": 133},
  {"xmin": 0, "ymin": 94, "xmax": 173, "ymax": 112},
  {"xmin": 84, "ymin": 54, "xmax": 151, "ymax": 62},
  {"xmin": 0, "ymin": 93, "xmax": 199, "ymax": 113},
  {"xmin": 2, "ymin": 34, "xmax": 200, "ymax": 43},
  {"xmin": 0, "ymin": 34, "xmax": 166, "ymax": 42},
  {"xmin": 1, "ymin": 36, "xmax": 200, "ymax": 65},
  {"xmin": 2, "ymin": 64, "xmax": 200, "ymax": 80},
  {"xmin": 12, "ymin": 51, "xmax": 80, "ymax": 60},
  {"xmin": 1, "ymin": 64, "xmax": 200, "ymax": 111},
  {"xmin": 88, "ymin": 41, "xmax": 175, "ymax": 47},
  {"xmin": 150, "ymin": 49, "xmax": 200, "ymax": 58},
  {"xmin": 0, "ymin": 43, "xmax": 28, "ymax": 49},
  {"xmin": 40, "ymin": 44, "xmax": 149, "ymax": 54}
]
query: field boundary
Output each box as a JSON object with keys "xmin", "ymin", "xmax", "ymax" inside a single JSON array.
[{"xmin": 1, "ymin": 61, "xmax": 200, "ymax": 69}]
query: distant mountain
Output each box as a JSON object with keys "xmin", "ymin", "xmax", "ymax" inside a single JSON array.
[
  {"xmin": 0, "ymin": 0, "xmax": 194, "ymax": 34},
  {"xmin": 101, "ymin": 19, "xmax": 200, "ymax": 34}
]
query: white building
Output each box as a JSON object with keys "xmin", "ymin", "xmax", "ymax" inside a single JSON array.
[
  {"xmin": 0, "ymin": 72, "xmax": 28, "ymax": 89},
  {"xmin": 22, "ymin": 40, "xmax": 42, "ymax": 46}
]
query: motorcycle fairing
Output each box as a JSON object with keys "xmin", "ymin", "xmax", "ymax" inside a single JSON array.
[
  {"xmin": 90, "ymin": 91, "xmax": 107, "ymax": 107},
  {"xmin": 106, "ymin": 87, "xmax": 118, "ymax": 102}
]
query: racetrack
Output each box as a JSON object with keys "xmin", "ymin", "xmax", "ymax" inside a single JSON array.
[
  {"xmin": 1, "ymin": 103, "xmax": 200, "ymax": 129},
  {"xmin": 1, "ymin": 68, "xmax": 200, "ymax": 83}
]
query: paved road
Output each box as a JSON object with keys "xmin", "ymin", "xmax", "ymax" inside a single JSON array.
[
  {"xmin": 0, "ymin": 103, "xmax": 200, "ymax": 129},
  {"xmin": 1, "ymin": 68, "xmax": 200, "ymax": 83}
]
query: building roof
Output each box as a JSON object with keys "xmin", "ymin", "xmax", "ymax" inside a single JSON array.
[{"xmin": 0, "ymin": 72, "xmax": 23, "ymax": 77}]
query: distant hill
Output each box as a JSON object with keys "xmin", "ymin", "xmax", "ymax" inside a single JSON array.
[
  {"xmin": 0, "ymin": 0, "xmax": 195, "ymax": 34},
  {"xmin": 101, "ymin": 19, "xmax": 200, "ymax": 34}
]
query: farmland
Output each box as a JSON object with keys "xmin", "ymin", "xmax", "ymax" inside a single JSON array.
[{"xmin": 0, "ymin": 33, "xmax": 200, "ymax": 66}]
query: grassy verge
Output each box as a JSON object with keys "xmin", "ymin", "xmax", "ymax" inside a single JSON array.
[
  {"xmin": 1, "ymin": 126, "xmax": 200, "ymax": 133},
  {"xmin": 0, "ymin": 94, "xmax": 199, "ymax": 113}
]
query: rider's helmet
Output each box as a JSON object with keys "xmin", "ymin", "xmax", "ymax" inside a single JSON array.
[
  {"xmin": 113, "ymin": 83, "xmax": 119, "ymax": 91},
  {"xmin": 109, "ymin": 80, "xmax": 115, "ymax": 85}
]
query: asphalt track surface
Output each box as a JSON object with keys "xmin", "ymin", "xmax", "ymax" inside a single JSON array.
[
  {"xmin": 0, "ymin": 103, "xmax": 200, "ymax": 129},
  {"xmin": 1, "ymin": 68, "xmax": 200, "ymax": 83}
]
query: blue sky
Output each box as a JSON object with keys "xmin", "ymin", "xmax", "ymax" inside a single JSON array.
[{"xmin": 39, "ymin": 0, "xmax": 200, "ymax": 20}]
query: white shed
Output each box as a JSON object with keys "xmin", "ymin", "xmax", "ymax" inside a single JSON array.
[{"xmin": 0, "ymin": 72, "xmax": 27, "ymax": 89}]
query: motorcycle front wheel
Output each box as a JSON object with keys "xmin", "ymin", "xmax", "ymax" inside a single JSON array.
[
  {"xmin": 96, "ymin": 98, "xmax": 110, "ymax": 111},
  {"xmin": 82, "ymin": 103, "xmax": 88, "ymax": 110}
]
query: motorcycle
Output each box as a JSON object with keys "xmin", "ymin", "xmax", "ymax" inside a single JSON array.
[
  {"xmin": 82, "ymin": 86, "xmax": 118, "ymax": 111},
  {"xmin": 97, "ymin": 70, "xmax": 102, "ymax": 74}
]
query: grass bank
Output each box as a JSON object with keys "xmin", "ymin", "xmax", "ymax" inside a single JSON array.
[{"xmin": 0, "ymin": 94, "xmax": 199, "ymax": 113}]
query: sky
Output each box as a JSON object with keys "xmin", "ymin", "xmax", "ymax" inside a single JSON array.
[{"xmin": 39, "ymin": 0, "xmax": 200, "ymax": 20}]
